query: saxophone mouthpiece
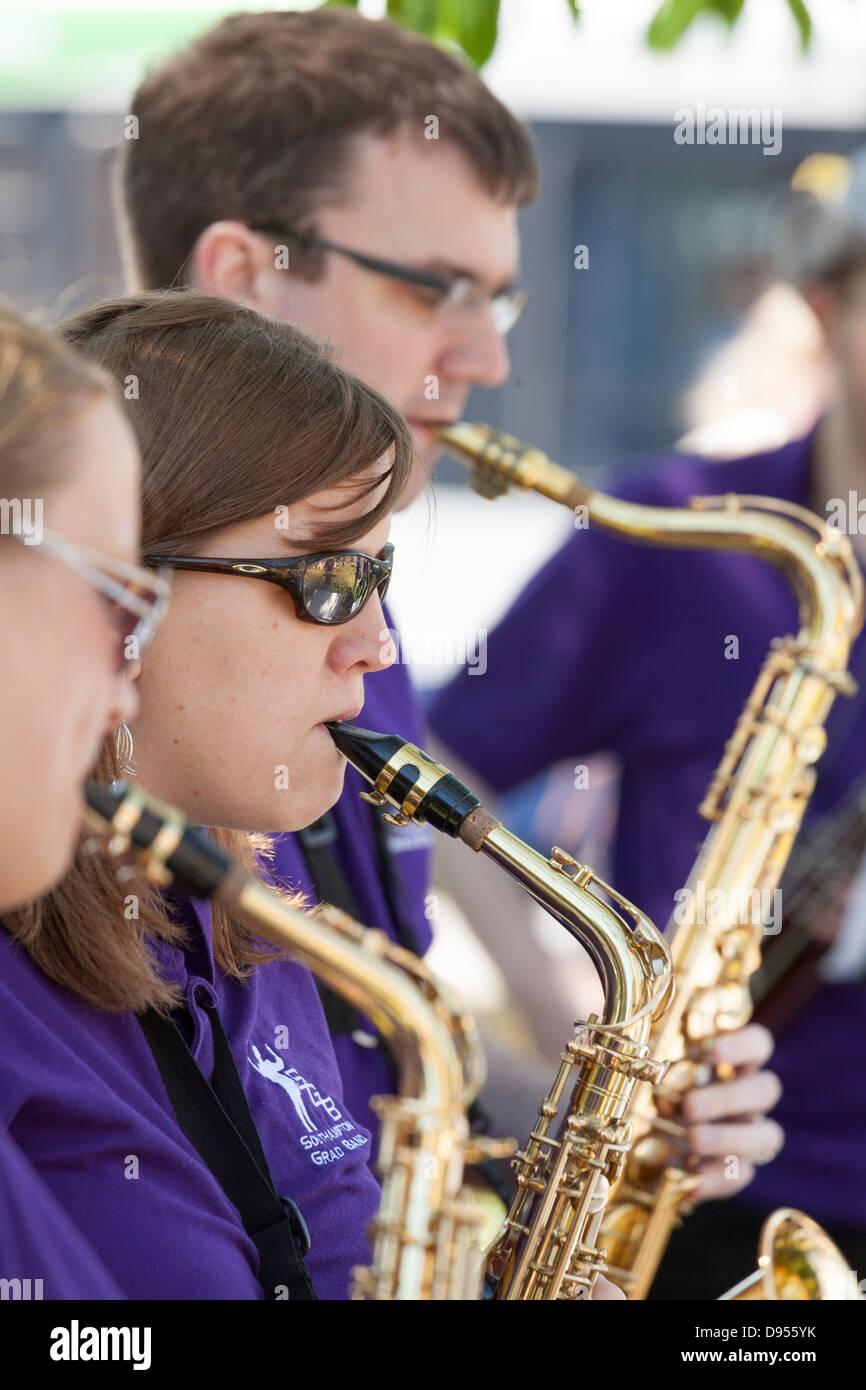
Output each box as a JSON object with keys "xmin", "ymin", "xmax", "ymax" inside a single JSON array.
[
  {"xmin": 82, "ymin": 780, "xmax": 233, "ymax": 898},
  {"xmin": 431, "ymin": 422, "xmax": 492, "ymax": 458},
  {"xmin": 324, "ymin": 723, "xmax": 482, "ymax": 837},
  {"xmin": 324, "ymin": 721, "xmax": 405, "ymax": 782}
]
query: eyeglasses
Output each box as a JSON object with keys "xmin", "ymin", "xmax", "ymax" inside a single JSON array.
[
  {"xmin": 249, "ymin": 224, "xmax": 528, "ymax": 335},
  {"xmin": 10, "ymin": 527, "xmax": 172, "ymax": 672},
  {"xmin": 144, "ymin": 543, "xmax": 394, "ymax": 627}
]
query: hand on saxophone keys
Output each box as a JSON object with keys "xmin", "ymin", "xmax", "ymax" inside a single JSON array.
[{"xmin": 680, "ymin": 1023, "xmax": 784, "ymax": 1201}]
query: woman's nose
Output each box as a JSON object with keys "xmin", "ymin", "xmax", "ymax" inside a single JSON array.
[{"xmin": 328, "ymin": 591, "xmax": 396, "ymax": 674}]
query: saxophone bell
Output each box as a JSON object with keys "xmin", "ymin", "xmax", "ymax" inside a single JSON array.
[{"xmin": 719, "ymin": 1209, "xmax": 863, "ymax": 1301}]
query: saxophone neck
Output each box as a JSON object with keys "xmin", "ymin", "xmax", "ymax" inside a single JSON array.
[
  {"xmin": 434, "ymin": 422, "xmax": 591, "ymax": 509},
  {"xmin": 435, "ymin": 422, "xmax": 865, "ymax": 652},
  {"xmin": 325, "ymin": 724, "xmax": 673, "ymax": 1039},
  {"xmin": 476, "ymin": 824, "xmax": 672, "ymax": 1038}
]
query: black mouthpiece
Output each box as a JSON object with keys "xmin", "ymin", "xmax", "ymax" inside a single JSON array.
[
  {"xmin": 324, "ymin": 722, "xmax": 406, "ymax": 781},
  {"xmin": 84, "ymin": 779, "xmax": 128, "ymax": 824},
  {"xmin": 325, "ymin": 722, "xmax": 482, "ymax": 837},
  {"xmin": 83, "ymin": 780, "xmax": 234, "ymax": 899}
]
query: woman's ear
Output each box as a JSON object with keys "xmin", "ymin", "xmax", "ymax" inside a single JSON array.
[{"xmin": 126, "ymin": 658, "xmax": 142, "ymax": 683}]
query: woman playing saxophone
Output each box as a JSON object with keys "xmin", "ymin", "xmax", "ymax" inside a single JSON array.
[{"xmin": 1, "ymin": 291, "xmax": 412, "ymax": 1299}]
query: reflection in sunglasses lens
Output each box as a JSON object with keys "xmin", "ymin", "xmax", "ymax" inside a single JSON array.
[{"xmin": 303, "ymin": 555, "xmax": 368, "ymax": 624}]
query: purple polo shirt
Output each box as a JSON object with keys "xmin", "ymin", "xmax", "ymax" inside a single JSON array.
[
  {"xmin": 0, "ymin": 1125, "xmax": 123, "ymax": 1299},
  {"xmin": 430, "ymin": 430, "xmax": 866, "ymax": 1227},
  {"xmin": 269, "ymin": 618, "xmax": 434, "ymax": 1142},
  {"xmin": 0, "ymin": 892, "xmax": 379, "ymax": 1299}
]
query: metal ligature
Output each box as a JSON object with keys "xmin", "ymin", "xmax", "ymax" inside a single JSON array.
[
  {"xmin": 434, "ymin": 422, "xmax": 864, "ymax": 1300},
  {"xmin": 83, "ymin": 778, "xmax": 511, "ymax": 1301},
  {"xmin": 325, "ymin": 722, "xmax": 674, "ymax": 1301}
]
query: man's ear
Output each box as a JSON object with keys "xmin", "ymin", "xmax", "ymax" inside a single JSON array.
[{"xmin": 189, "ymin": 221, "xmax": 268, "ymax": 305}]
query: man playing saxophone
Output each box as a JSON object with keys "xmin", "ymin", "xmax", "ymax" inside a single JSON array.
[
  {"xmin": 115, "ymin": 6, "xmax": 782, "ymax": 1252},
  {"xmin": 430, "ymin": 153, "xmax": 866, "ymax": 1294}
]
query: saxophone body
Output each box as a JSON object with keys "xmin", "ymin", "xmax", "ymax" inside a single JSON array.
[
  {"xmin": 325, "ymin": 723, "xmax": 674, "ymax": 1300},
  {"xmin": 83, "ymin": 779, "xmax": 503, "ymax": 1301},
  {"xmin": 435, "ymin": 423, "xmax": 864, "ymax": 1299}
]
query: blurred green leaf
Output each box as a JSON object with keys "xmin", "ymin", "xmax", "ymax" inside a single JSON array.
[
  {"xmin": 647, "ymin": 0, "xmax": 705, "ymax": 50},
  {"xmin": 786, "ymin": 0, "xmax": 812, "ymax": 49},
  {"xmin": 427, "ymin": 0, "xmax": 462, "ymax": 44},
  {"xmin": 709, "ymin": 0, "xmax": 746, "ymax": 21},
  {"xmin": 649, "ymin": 0, "xmax": 813, "ymax": 50},
  {"xmin": 330, "ymin": 0, "xmax": 813, "ymax": 65},
  {"xmin": 385, "ymin": 0, "xmax": 437, "ymax": 29},
  {"xmin": 456, "ymin": 0, "xmax": 500, "ymax": 67},
  {"xmin": 384, "ymin": 0, "xmax": 498, "ymax": 66}
]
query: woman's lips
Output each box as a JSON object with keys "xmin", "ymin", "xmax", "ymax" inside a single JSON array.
[{"xmin": 318, "ymin": 705, "xmax": 363, "ymax": 728}]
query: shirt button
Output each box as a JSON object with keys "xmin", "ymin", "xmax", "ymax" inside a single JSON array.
[{"xmin": 187, "ymin": 977, "xmax": 217, "ymax": 1011}]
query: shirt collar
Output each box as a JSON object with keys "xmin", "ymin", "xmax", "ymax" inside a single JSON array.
[{"xmin": 148, "ymin": 888, "xmax": 217, "ymax": 989}]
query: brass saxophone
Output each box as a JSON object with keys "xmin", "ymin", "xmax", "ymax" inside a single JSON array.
[
  {"xmin": 83, "ymin": 778, "xmax": 507, "ymax": 1301},
  {"xmin": 435, "ymin": 422, "xmax": 864, "ymax": 1300},
  {"xmin": 325, "ymin": 722, "xmax": 674, "ymax": 1300}
]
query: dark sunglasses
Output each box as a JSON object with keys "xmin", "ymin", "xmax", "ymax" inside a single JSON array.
[{"xmin": 143, "ymin": 543, "xmax": 393, "ymax": 626}]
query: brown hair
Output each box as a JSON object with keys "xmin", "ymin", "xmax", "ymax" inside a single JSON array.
[
  {"xmin": 0, "ymin": 297, "xmax": 116, "ymax": 502},
  {"xmin": 120, "ymin": 7, "xmax": 538, "ymax": 290},
  {"xmin": 5, "ymin": 289, "xmax": 414, "ymax": 1014}
]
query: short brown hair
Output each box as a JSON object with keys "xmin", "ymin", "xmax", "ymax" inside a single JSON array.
[
  {"xmin": 121, "ymin": 8, "xmax": 538, "ymax": 290},
  {"xmin": 6, "ymin": 289, "xmax": 413, "ymax": 1013}
]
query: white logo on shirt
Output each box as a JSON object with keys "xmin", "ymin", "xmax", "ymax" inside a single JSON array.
[{"xmin": 248, "ymin": 1043, "xmax": 368, "ymax": 1167}]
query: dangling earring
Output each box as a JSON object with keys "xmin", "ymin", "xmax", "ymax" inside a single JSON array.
[{"xmin": 113, "ymin": 722, "xmax": 137, "ymax": 778}]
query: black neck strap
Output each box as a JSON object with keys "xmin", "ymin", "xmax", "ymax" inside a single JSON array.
[
  {"xmin": 138, "ymin": 1003, "xmax": 317, "ymax": 1301},
  {"xmin": 296, "ymin": 813, "xmax": 367, "ymax": 1037}
]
